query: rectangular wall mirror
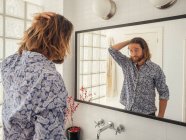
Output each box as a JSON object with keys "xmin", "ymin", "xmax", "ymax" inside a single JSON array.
[{"xmin": 75, "ymin": 15, "xmax": 186, "ymax": 126}]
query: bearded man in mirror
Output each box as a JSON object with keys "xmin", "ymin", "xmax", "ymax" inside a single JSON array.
[{"xmin": 108, "ymin": 37, "xmax": 169, "ymax": 118}]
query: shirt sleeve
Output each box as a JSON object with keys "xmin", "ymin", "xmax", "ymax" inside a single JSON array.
[
  {"xmin": 108, "ymin": 47, "xmax": 129, "ymax": 68},
  {"xmin": 32, "ymin": 72, "xmax": 68, "ymax": 140},
  {"xmin": 155, "ymin": 67, "xmax": 169, "ymax": 100}
]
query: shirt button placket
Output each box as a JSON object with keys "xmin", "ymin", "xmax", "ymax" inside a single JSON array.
[{"xmin": 131, "ymin": 72, "xmax": 139, "ymax": 110}]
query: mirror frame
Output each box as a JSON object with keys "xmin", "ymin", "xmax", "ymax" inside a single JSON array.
[{"xmin": 75, "ymin": 14, "xmax": 186, "ymax": 127}]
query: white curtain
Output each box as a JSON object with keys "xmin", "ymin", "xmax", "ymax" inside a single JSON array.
[{"xmin": 106, "ymin": 37, "xmax": 117, "ymax": 97}]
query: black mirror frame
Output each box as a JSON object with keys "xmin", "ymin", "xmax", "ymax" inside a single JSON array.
[{"xmin": 75, "ymin": 14, "xmax": 186, "ymax": 127}]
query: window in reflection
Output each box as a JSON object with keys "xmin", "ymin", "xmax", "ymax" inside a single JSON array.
[
  {"xmin": 0, "ymin": 38, "xmax": 3, "ymax": 59},
  {"xmin": 84, "ymin": 47, "xmax": 92, "ymax": 60},
  {"xmin": 92, "ymin": 61, "xmax": 100, "ymax": 73},
  {"xmin": 82, "ymin": 75, "xmax": 92, "ymax": 87},
  {"xmin": 92, "ymin": 74, "xmax": 100, "ymax": 86},
  {"xmin": 0, "ymin": 16, "xmax": 3, "ymax": 37},
  {"xmin": 93, "ymin": 34, "xmax": 100, "ymax": 47},
  {"xmin": 79, "ymin": 31, "xmax": 108, "ymax": 101},
  {"xmin": 82, "ymin": 61, "xmax": 92, "ymax": 74},
  {"xmin": 83, "ymin": 33, "xmax": 92, "ymax": 46}
]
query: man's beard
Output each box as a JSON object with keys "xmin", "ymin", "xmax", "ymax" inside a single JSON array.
[{"xmin": 131, "ymin": 55, "xmax": 144, "ymax": 63}]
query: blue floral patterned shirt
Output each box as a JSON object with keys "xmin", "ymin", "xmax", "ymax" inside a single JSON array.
[
  {"xmin": 108, "ymin": 47, "xmax": 169, "ymax": 114},
  {"xmin": 1, "ymin": 51, "xmax": 68, "ymax": 140}
]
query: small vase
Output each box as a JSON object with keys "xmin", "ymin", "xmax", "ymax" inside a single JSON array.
[{"xmin": 66, "ymin": 126, "xmax": 81, "ymax": 140}]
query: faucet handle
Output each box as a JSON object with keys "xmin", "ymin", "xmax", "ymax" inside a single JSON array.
[
  {"xmin": 94, "ymin": 119, "xmax": 105, "ymax": 128},
  {"xmin": 107, "ymin": 121, "xmax": 114, "ymax": 129},
  {"xmin": 115, "ymin": 124, "xmax": 125, "ymax": 135}
]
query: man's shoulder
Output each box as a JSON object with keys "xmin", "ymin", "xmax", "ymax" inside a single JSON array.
[
  {"xmin": 146, "ymin": 60, "xmax": 161, "ymax": 70},
  {"xmin": 41, "ymin": 69, "xmax": 64, "ymax": 84},
  {"xmin": 1, "ymin": 53, "xmax": 19, "ymax": 70}
]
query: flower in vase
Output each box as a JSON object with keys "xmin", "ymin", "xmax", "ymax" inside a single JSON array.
[
  {"xmin": 65, "ymin": 86, "xmax": 95, "ymax": 129},
  {"xmin": 65, "ymin": 96, "xmax": 79, "ymax": 127},
  {"xmin": 79, "ymin": 86, "xmax": 96, "ymax": 102}
]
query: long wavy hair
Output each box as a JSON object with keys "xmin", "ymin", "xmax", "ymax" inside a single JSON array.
[
  {"xmin": 18, "ymin": 13, "xmax": 73, "ymax": 64},
  {"xmin": 129, "ymin": 37, "xmax": 151, "ymax": 61}
]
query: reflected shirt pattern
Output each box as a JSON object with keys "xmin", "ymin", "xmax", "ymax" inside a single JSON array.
[
  {"xmin": 1, "ymin": 51, "xmax": 67, "ymax": 140},
  {"xmin": 108, "ymin": 47, "xmax": 169, "ymax": 114}
]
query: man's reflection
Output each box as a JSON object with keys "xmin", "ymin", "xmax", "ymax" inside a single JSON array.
[{"xmin": 108, "ymin": 37, "xmax": 169, "ymax": 118}]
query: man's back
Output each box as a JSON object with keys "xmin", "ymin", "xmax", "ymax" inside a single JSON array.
[{"xmin": 1, "ymin": 51, "xmax": 67, "ymax": 140}]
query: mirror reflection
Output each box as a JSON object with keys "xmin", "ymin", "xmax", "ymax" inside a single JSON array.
[
  {"xmin": 108, "ymin": 37, "xmax": 169, "ymax": 118},
  {"xmin": 76, "ymin": 17, "xmax": 186, "ymax": 123}
]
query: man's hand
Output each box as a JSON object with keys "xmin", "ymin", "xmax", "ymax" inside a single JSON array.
[
  {"xmin": 32, "ymin": 12, "xmax": 56, "ymax": 24},
  {"xmin": 111, "ymin": 40, "xmax": 131, "ymax": 51},
  {"xmin": 158, "ymin": 99, "xmax": 168, "ymax": 118},
  {"xmin": 36, "ymin": 12, "xmax": 56, "ymax": 19}
]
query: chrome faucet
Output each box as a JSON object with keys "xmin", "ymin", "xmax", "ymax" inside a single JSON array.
[
  {"xmin": 94, "ymin": 119, "xmax": 105, "ymax": 128},
  {"xmin": 115, "ymin": 125, "xmax": 125, "ymax": 135},
  {"xmin": 97, "ymin": 121, "xmax": 114, "ymax": 140}
]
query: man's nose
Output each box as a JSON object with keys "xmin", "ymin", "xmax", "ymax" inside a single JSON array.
[{"xmin": 130, "ymin": 52, "xmax": 137, "ymax": 56}]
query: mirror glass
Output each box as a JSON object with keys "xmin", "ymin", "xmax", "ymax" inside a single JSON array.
[{"xmin": 75, "ymin": 16, "xmax": 186, "ymax": 124}]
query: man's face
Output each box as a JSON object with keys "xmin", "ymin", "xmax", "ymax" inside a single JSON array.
[{"xmin": 128, "ymin": 43, "xmax": 144, "ymax": 63}]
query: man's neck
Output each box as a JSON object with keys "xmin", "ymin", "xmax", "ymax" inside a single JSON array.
[{"xmin": 136, "ymin": 59, "xmax": 146, "ymax": 70}]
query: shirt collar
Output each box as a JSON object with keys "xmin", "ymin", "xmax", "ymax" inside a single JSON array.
[
  {"xmin": 145, "ymin": 59, "xmax": 151, "ymax": 66},
  {"xmin": 21, "ymin": 51, "xmax": 56, "ymax": 70},
  {"xmin": 133, "ymin": 59, "xmax": 151, "ymax": 68}
]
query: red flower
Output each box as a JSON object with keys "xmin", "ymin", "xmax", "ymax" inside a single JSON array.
[
  {"xmin": 65, "ymin": 96, "xmax": 80, "ymax": 126},
  {"xmin": 65, "ymin": 86, "xmax": 93, "ymax": 127},
  {"xmin": 79, "ymin": 86, "xmax": 93, "ymax": 102}
]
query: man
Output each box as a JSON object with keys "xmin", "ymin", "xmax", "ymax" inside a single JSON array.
[
  {"xmin": 108, "ymin": 37, "xmax": 169, "ymax": 118},
  {"xmin": 1, "ymin": 12, "xmax": 73, "ymax": 139}
]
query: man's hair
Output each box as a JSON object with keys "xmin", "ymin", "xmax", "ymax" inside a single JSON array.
[
  {"xmin": 129, "ymin": 37, "xmax": 151, "ymax": 60},
  {"xmin": 18, "ymin": 13, "xmax": 73, "ymax": 64}
]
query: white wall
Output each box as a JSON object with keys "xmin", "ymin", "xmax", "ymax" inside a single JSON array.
[
  {"xmin": 23, "ymin": 0, "xmax": 43, "ymax": 5},
  {"xmin": 25, "ymin": 0, "xmax": 63, "ymax": 13},
  {"xmin": 43, "ymin": 0, "xmax": 63, "ymax": 14},
  {"xmin": 63, "ymin": 0, "xmax": 186, "ymax": 140}
]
